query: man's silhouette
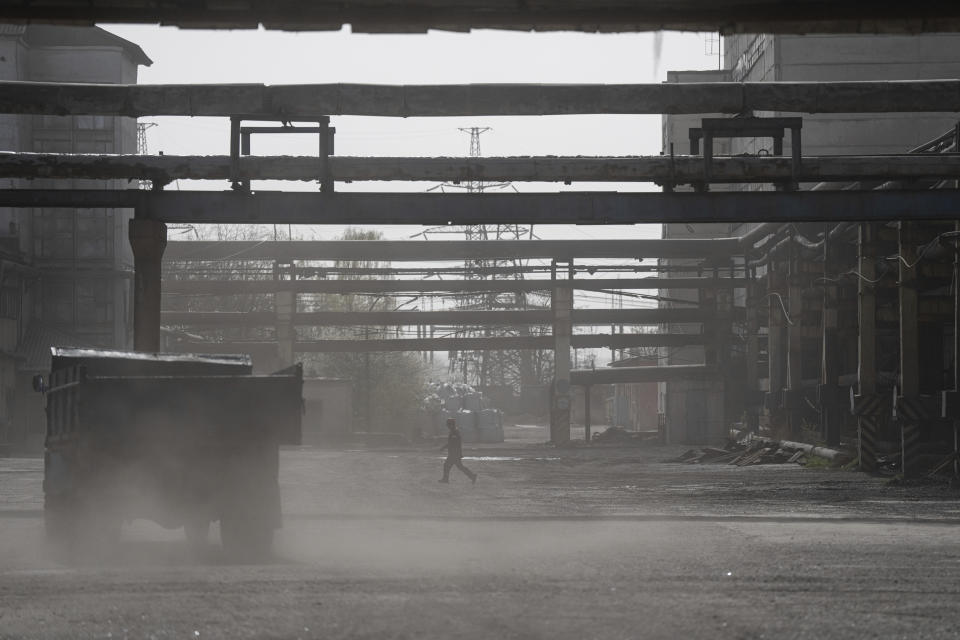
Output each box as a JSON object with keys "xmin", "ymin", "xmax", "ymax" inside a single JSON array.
[{"xmin": 439, "ymin": 418, "xmax": 477, "ymax": 484}]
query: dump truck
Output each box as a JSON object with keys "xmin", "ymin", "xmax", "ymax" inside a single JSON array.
[{"xmin": 37, "ymin": 348, "xmax": 303, "ymax": 556}]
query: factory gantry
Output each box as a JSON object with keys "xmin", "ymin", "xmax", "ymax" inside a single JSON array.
[
  {"xmin": 0, "ymin": 2, "xmax": 957, "ymax": 480},
  {"xmin": 4, "ymin": 5, "xmax": 960, "ymax": 639}
]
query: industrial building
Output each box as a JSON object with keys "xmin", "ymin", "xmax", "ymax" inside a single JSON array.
[
  {"xmin": 0, "ymin": 25, "xmax": 147, "ymax": 449},
  {"xmin": 659, "ymin": 33, "xmax": 960, "ymax": 475},
  {"xmin": 2, "ymin": 3, "xmax": 960, "ymax": 638},
  {"xmin": 0, "ymin": 5, "xmax": 955, "ymax": 477}
]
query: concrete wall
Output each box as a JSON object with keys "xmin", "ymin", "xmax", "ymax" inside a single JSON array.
[{"xmin": 724, "ymin": 33, "xmax": 960, "ymax": 157}]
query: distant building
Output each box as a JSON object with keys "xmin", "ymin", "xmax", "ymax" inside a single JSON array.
[
  {"xmin": 0, "ymin": 25, "xmax": 150, "ymax": 450},
  {"xmin": 660, "ymin": 33, "xmax": 960, "ymax": 444},
  {"xmin": 302, "ymin": 377, "xmax": 354, "ymax": 443}
]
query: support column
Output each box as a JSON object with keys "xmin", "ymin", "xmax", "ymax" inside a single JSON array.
[
  {"xmin": 584, "ymin": 385, "xmax": 592, "ymax": 443},
  {"xmin": 853, "ymin": 223, "xmax": 881, "ymax": 472},
  {"xmin": 701, "ymin": 284, "xmax": 718, "ymax": 367},
  {"xmin": 898, "ymin": 221, "xmax": 923, "ymax": 478},
  {"xmin": 953, "ymin": 219, "xmax": 960, "ymax": 479},
  {"xmin": 717, "ymin": 267, "xmax": 733, "ymax": 439},
  {"xmin": 940, "ymin": 219, "xmax": 960, "ymax": 480},
  {"xmin": 767, "ymin": 265, "xmax": 787, "ymax": 434},
  {"xmin": 550, "ymin": 265, "xmax": 572, "ymax": 445},
  {"xmin": 786, "ymin": 248, "xmax": 804, "ymax": 439},
  {"xmin": 744, "ymin": 276, "xmax": 761, "ymax": 435},
  {"xmin": 274, "ymin": 261, "xmax": 296, "ymax": 368},
  {"xmin": 129, "ymin": 218, "xmax": 167, "ymax": 352},
  {"xmin": 820, "ymin": 231, "xmax": 842, "ymax": 446}
]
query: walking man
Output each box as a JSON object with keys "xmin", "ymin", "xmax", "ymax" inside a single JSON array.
[{"xmin": 439, "ymin": 417, "xmax": 477, "ymax": 484}]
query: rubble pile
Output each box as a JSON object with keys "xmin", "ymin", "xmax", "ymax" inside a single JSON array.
[
  {"xmin": 590, "ymin": 426, "xmax": 657, "ymax": 445},
  {"xmin": 422, "ymin": 382, "xmax": 504, "ymax": 443},
  {"xmin": 667, "ymin": 438, "xmax": 852, "ymax": 467}
]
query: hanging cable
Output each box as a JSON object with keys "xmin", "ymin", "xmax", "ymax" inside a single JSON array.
[
  {"xmin": 814, "ymin": 268, "xmax": 889, "ymax": 285},
  {"xmin": 885, "ymin": 230, "xmax": 960, "ymax": 270},
  {"xmin": 764, "ymin": 292, "xmax": 796, "ymax": 326}
]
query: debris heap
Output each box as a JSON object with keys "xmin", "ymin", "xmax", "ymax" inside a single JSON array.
[{"xmin": 422, "ymin": 382, "xmax": 504, "ymax": 443}]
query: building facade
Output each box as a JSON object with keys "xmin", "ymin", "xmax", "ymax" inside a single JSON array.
[
  {"xmin": 0, "ymin": 25, "xmax": 150, "ymax": 450},
  {"xmin": 660, "ymin": 33, "xmax": 960, "ymax": 444}
]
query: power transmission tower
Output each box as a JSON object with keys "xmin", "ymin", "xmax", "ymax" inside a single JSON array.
[
  {"xmin": 136, "ymin": 122, "xmax": 157, "ymax": 189},
  {"xmin": 436, "ymin": 127, "xmax": 543, "ymax": 394}
]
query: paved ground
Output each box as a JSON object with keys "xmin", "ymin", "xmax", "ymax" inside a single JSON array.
[{"xmin": 2, "ymin": 423, "xmax": 960, "ymax": 639}]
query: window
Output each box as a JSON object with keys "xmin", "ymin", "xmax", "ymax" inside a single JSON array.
[
  {"xmin": 32, "ymin": 209, "xmax": 115, "ymax": 261},
  {"xmin": 0, "ymin": 287, "xmax": 19, "ymax": 320},
  {"xmin": 42, "ymin": 280, "xmax": 74, "ymax": 325},
  {"xmin": 34, "ymin": 210, "xmax": 74, "ymax": 260},
  {"xmin": 76, "ymin": 210, "xmax": 112, "ymax": 259},
  {"xmin": 76, "ymin": 279, "xmax": 113, "ymax": 326},
  {"xmin": 75, "ymin": 116, "xmax": 111, "ymax": 131}
]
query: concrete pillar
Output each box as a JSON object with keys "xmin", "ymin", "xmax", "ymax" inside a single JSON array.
[
  {"xmin": 273, "ymin": 261, "xmax": 297, "ymax": 368},
  {"xmin": 551, "ymin": 282, "xmax": 572, "ymax": 444},
  {"xmin": 275, "ymin": 288, "xmax": 295, "ymax": 368},
  {"xmin": 953, "ymin": 220, "xmax": 960, "ymax": 478},
  {"xmin": 274, "ymin": 296, "xmax": 296, "ymax": 369},
  {"xmin": 820, "ymin": 234, "xmax": 842, "ymax": 446},
  {"xmin": 898, "ymin": 221, "xmax": 922, "ymax": 478},
  {"xmin": 786, "ymin": 250, "xmax": 804, "ymax": 439},
  {"xmin": 767, "ymin": 265, "xmax": 787, "ymax": 434},
  {"xmin": 853, "ymin": 223, "xmax": 881, "ymax": 472},
  {"xmin": 128, "ymin": 218, "xmax": 167, "ymax": 352},
  {"xmin": 583, "ymin": 385, "xmax": 592, "ymax": 443},
  {"xmin": 716, "ymin": 269, "xmax": 733, "ymax": 439},
  {"xmin": 701, "ymin": 285, "xmax": 718, "ymax": 366},
  {"xmin": 744, "ymin": 278, "xmax": 761, "ymax": 434}
]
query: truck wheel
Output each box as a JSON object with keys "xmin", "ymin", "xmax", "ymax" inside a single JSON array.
[
  {"xmin": 184, "ymin": 518, "xmax": 210, "ymax": 549},
  {"xmin": 44, "ymin": 494, "xmax": 76, "ymax": 544},
  {"xmin": 220, "ymin": 513, "xmax": 273, "ymax": 560},
  {"xmin": 46, "ymin": 496, "xmax": 119, "ymax": 559}
]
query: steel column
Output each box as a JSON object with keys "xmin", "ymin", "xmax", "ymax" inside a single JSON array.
[
  {"xmin": 275, "ymin": 270, "xmax": 295, "ymax": 368},
  {"xmin": 820, "ymin": 231, "xmax": 842, "ymax": 446},
  {"xmin": 744, "ymin": 278, "xmax": 761, "ymax": 435},
  {"xmin": 898, "ymin": 222, "xmax": 922, "ymax": 478},
  {"xmin": 551, "ymin": 270, "xmax": 573, "ymax": 445},
  {"xmin": 584, "ymin": 386, "xmax": 592, "ymax": 443},
  {"xmin": 786, "ymin": 246, "xmax": 804, "ymax": 439},
  {"xmin": 854, "ymin": 223, "xmax": 882, "ymax": 472}
]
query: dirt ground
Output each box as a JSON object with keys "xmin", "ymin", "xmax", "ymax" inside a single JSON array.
[{"xmin": 2, "ymin": 423, "xmax": 960, "ymax": 639}]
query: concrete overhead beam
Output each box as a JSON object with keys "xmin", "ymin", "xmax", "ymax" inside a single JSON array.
[
  {"xmin": 1, "ymin": 80, "xmax": 959, "ymax": 118},
  {"xmin": 160, "ymin": 308, "xmax": 710, "ymax": 327},
  {"xmin": 7, "ymin": 152, "xmax": 960, "ymax": 184},
  {"xmin": 161, "ymin": 277, "xmax": 748, "ymax": 295},
  {"xmin": 2, "ymin": 1, "xmax": 959, "ymax": 34},
  {"xmin": 162, "ymin": 239, "xmax": 739, "ymax": 262},
  {"xmin": 570, "ymin": 364, "xmax": 717, "ymax": 385},
  {"xmin": 174, "ymin": 334, "xmax": 706, "ymax": 353},
  {"xmin": 1, "ymin": 189, "xmax": 958, "ymax": 225}
]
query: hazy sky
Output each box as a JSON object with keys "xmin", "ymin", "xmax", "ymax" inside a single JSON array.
[{"xmin": 104, "ymin": 26, "xmax": 719, "ymax": 241}]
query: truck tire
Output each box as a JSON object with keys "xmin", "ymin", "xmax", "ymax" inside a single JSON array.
[
  {"xmin": 184, "ymin": 518, "xmax": 211, "ymax": 549},
  {"xmin": 44, "ymin": 494, "xmax": 76, "ymax": 544},
  {"xmin": 45, "ymin": 494, "xmax": 120, "ymax": 558},
  {"xmin": 220, "ymin": 512, "xmax": 273, "ymax": 560}
]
